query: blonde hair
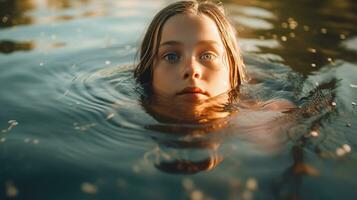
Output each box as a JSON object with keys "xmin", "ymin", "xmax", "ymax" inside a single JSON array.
[{"xmin": 134, "ymin": 0, "xmax": 246, "ymax": 89}]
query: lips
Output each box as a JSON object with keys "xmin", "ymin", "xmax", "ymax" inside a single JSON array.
[{"xmin": 176, "ymin": 87, "xmax": 209, "ymax": 97}]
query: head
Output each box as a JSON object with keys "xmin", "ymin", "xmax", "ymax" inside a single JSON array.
[{"xmin": 134, "ymin": 0, "xmax": 246, "ymax": 104}]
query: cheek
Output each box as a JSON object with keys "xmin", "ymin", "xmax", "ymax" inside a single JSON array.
[
  {"xmin": 219, "ymin": 68, "xmax": 231, "ymax": 88},
  {"xmin": 206, "ymin": 65, "xmax": 231, "ymax": 93},
  {"xmin": 152, "ymin": 66, "xmax": 175, "ymax": 94}
]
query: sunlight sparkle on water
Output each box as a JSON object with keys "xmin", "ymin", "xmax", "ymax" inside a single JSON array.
[
  {"xmin": 308, "ymin": 48, "xmax": 317, "ymax": 53},
  {"xmin": 2, "ymin": 16, "xmax": 9, "ymax": 23},
  {"xmin": 2, "ymin": 120, "xmax": 19, "ymax": 133},
  {"xmin": 310, "ymin": 130, "xmax": 319, "ymax": 137},
  {"xmin": 190, "ymin": 190, "xmax": 204, "ymax": 200},
  {"xmin": 81, "ymin": 182, "xmax": 98, "ymax": 194},
  {"xmin": 5, "ymin": 181, "xmax": 18, "ymax": 198},
  {"xmin": 336, "ymin": 144, "xmax": 352, "ymax": 156},
  {"xmin": 246, "ymin": 178, "xmax": 258, "ymax": 191}
]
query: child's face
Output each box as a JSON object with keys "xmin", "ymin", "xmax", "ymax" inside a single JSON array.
[{"xmin": 152, "ymin": 13, "xmax": 230, "ymax": 103}]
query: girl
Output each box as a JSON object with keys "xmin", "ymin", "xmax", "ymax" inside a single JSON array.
[
  {"xmin": 133, "ymin": 0, "xmax": 246, "ymax": 173},
  {"xmin": 134, "ymin": 0, "xmax": 246, "ymax": 105},
  {"xmin": 133, "ymin": 1, "xmax": 297, "ymax": 174}
]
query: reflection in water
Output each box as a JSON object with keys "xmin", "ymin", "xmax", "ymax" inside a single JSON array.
[
  {"xmin": 141, "ymin": 90, "xmax": 233, "ymax": 174},
  {"xmin": 0, "ymin": 0, "xmax": 93, "ymax": 28},
  {"xmin": 0, "ymin": 0, "xmax": 34, "ymax": 28},
  {"xmin": 228, "ymin": 0, "xmax": 357, "ymax": 75},
  {"xmin": 141, "ymin": 87, "xmax": 297, "ymax": 174},
  {"xmin": 0, "ymin": 40, "xmax": 34, "ymax": 54}
]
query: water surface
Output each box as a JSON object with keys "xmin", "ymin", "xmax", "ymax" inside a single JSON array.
[{"xmin": 1, "ymin": 0, "xmax": 357, "ymax": 199}]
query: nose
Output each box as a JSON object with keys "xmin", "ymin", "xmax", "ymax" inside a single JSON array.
[{"xmin": 182, "ymin": 56, "xmax": 202, "ymax": 80}]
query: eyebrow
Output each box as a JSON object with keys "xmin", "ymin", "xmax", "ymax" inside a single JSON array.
[{"xmin": 159, "ymin": 40, "xmax": 221, "ymax": 47}]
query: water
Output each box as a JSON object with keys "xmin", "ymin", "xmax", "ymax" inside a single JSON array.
[{"xmin": 0, "ymin": 0, "xmax": 356, "ymax": 199}]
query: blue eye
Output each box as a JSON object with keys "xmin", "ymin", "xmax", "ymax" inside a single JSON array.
[
  {"xmin": 200, "ymin": 52, "xmax": 217, "ymax": 61},
  {"xmin": 163, "ymin": 53, "xmax": 180, "ymax": 63}
]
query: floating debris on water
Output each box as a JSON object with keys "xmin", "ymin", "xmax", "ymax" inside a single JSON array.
[
  {"xmin": 331, "ymin": 102, "xmax": 337, "ymax": 106},
  {"xmin": 190, "ymin": 190, "xmax": 204, "ymax": 200},
  {"xmin": 336, "ymin": 144, "xmax": 351, "ymax": 156},
  {"xmin": 73, "ymin": 122, "xmax": 96, "ymax": 132},
  {"xmin": 2, "ymin": 16, "xmax": 9, "ymax": 23},
  {"xmin": 289, "ymin": 32, "xmax": 296, "ymax": 38},
  {"xmin": 2, "ymin": 120, "xmax": 19, "ymax": 133},
  {"xmin": 350, "ymin": 84, "xmax": 357, "ymax": 88},
  {"xmin": 288, "ymin": 17, "xmax": 298, "ymax": 29},
  {"xmin": 343, "ymin": 144, "xmax": 351, "ymax": 153},
  {"xmin": 0, "ymin": 137, "xmax": 6, "ymax": 143},
  {"xmin": 352, "ymin": 102, "xmax": 356, "ymax": 106},
  {"xmin": 327, "ymin": 57, "xmax": 333, "ymax": 62},
  {"xmin": 5, "ymin": 181, "xmax": 18, "ymax": 197},
  {"xmin": 340, "ymin": 34, "xmax": 346, "ymax": 40},
  {"xmin": 106, "ymin": 113, "xmax": 115, "ymax": 120},
  {"xmin": 281, "ymin": 36, "xmax": 287, "ymax": 41},
  {"xmin": 311, "ymin": 63, "xmax": 316, "ymax": 68},
  {"xmin": 1, "ymin": 16, "xmax": 9, "ymax": 24},
  {"xmin": 346, "ymin": 123, "xmax": 351, "ymax": 127},
  {"xmin": 81, "ymin": 182, "xmax": 98, "ymax": 194},
  {"xmin": 310, "ymin": 130, "xmax": 319, "ymax": 137},
  {"xmin": 246, "ymin": 178, "xmax": 258, "ymax": 191},
  {"xmin": 336, "ymin": 147, "xmax": 346, "ymax": 156},
  {"xmin": 105, "ymin": 60, "xmax": 111, "ymax": 65},
  {"xmin": 308, "ymin": 48, "xmax": 317, "ymax": 53},
  {"xmin": 320, "ymin": 28, "xmax": 327, "ymax": 34},
  {"xmin": 39, "ymin": 62, "xmax": 44, "ymax": 66},
  {"xmin": 24, "ymin": 138, "xmax": 40, "ymax": 144}
]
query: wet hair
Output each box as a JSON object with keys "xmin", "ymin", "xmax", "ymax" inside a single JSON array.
[{"xmin": 134, "ymin": 0, "xmax": 246, "ymax": 89}]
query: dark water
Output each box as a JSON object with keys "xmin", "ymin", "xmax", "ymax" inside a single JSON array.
[{"xmin": 1, "ymin": 0, "xmax": 357, "ymax": 199}]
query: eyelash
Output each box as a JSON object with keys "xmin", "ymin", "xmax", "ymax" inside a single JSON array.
[
  {"xmin": 200, "ymin": 52, "xmax": 217, "ymax": 61},
  {"xmin": 163, "ymin": 52, "xmax": 181, "ymax": 63},
  {"xmin": 162, "ymin": 52, "xmax": 217, "ymax": 63}
]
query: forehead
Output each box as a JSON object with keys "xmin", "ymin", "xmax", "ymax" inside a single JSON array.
[{"xmin": 159, "ymin": 13, "xmax": 223, "ymax": 45}]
